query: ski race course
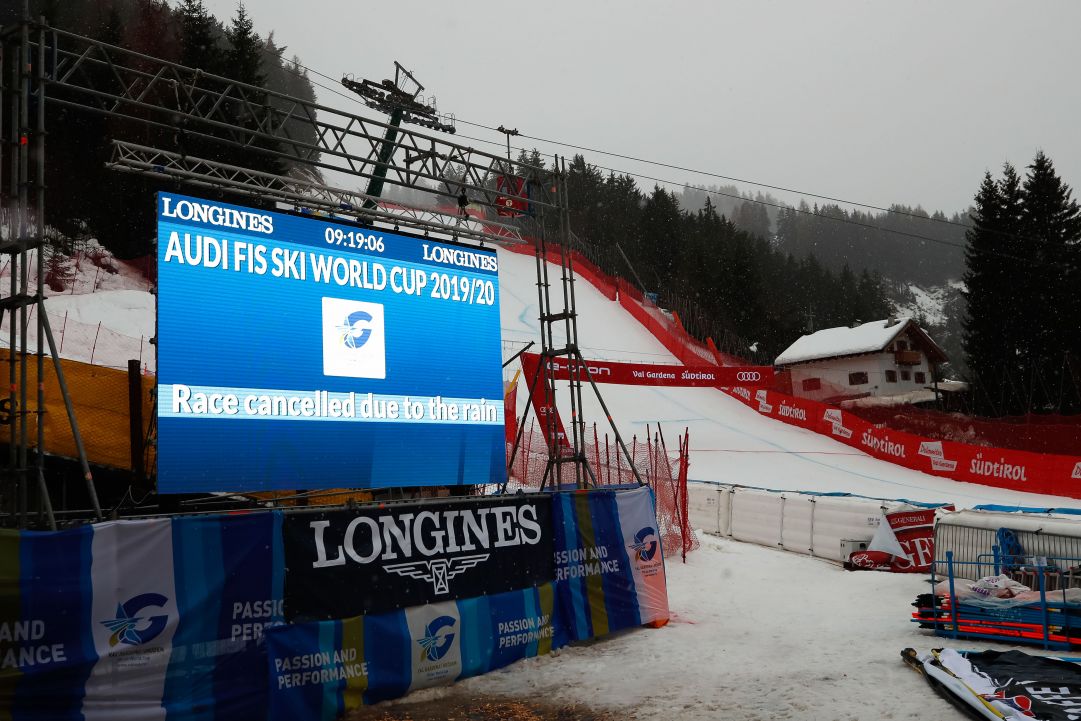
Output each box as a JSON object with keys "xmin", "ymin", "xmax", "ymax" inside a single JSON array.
[{"xmin": 498, "ymin": 247, "xmax": 1081, "ymax": 511}]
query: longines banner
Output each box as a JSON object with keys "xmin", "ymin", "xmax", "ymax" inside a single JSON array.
[
  {"xmin": 0, "ymin": 489, "xmax": 667, "ymax": 717},
  {"xmin": 282, "ymin": 496, "xmax": 554, "ymax": 620},
  {"xmin": 266, "ymin": 487, "xmax": 670, "ymax": 715}
]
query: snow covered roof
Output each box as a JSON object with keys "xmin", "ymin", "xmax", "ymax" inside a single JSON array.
[{"xmin": 775, "ymin": 317, "xmax": 947, "ymax": 366}]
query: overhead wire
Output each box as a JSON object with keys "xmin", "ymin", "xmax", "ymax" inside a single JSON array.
[
  {"xmin": 264, "ymin": 52, "xmax": 1047, "ymax": 264},
  {"xmin": 275, "ymin": 54, "xmax": 974, "ymax": 226}
]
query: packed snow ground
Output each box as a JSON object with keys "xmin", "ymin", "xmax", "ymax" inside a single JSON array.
[
  {"xmin": 0, "ymin": 247, "xmax": 154, "ymax": 369},
  {"xmin": 379, "ymin": 533, "xmax": 1020, "ymax": 720}
]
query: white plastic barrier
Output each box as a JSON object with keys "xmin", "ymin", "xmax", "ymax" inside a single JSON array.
[
  {"xmin": 688, "ymin": 480, "xmax": 931, "ymax": 563},
  {"xmin": 780, "ymin": 493, "xmax": 813, "ymax": 554},
  {"xmin": 687, "ymin": 480, "xmax": 724, "ymax": 535},
  {"xmin": 730, "ymin": 488, "xmax": 785, "ymax": 548},
  {"xmin": 809, "ymin": 495, "xmax": 887, "ymax": 562}
]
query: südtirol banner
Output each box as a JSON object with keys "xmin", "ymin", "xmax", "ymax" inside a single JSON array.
[
  {"xmin": 521, "ymin": 352, "xmax": 773, "ymax": 387},
  {"xmin": 724, "ymin": 387, "xmax": 1081, "ymax": 498},
  {"xmin": 282, "ymin": 496, "xmax": 554, "ymax": 620}
]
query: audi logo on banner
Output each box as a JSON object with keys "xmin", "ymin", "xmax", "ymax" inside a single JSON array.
[{"xmin": 735, "ymin": 371, "xmax": 761, "ymax": 382}]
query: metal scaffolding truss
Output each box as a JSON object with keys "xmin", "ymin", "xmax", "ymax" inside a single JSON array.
[
  {"xmin": 107, "ymin": 141, "xmax": 530, "ymax": 246},
  {"xmin": 37, "ymin": 25, "xmax": 556, "ymax": 243},
  {"xmin": 0, "ymin": 19, "xmax": 642, "ymax": 526}
]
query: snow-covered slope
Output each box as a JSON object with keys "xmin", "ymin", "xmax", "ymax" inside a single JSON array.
[
  {"xmin": 499, "ymin": 248, "xmax": 1081, "ymax": 511},
  {"xmin": 0, "ymin": 245, "xmax": 154, "ymax": 370}
]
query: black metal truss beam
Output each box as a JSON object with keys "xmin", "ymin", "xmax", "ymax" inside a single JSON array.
[
  {"xmin": 107, "ymin": 141, "xmax": 533, "ymax": 246},
  {"xmin": 30, "ymin": 24, "xmax": 557, "ymax": 223}
]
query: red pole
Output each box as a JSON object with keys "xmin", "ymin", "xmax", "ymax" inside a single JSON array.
[
  {"xmin": 605, "ymin": 433, "xmax": 611, "ymax": 485},
  {"xmin": 593, "ymin": 423, "xmax": 600, "ymax": 485},
  {"xmin": 680, "ymin": 428, "xmax": 691, "ymax": 562}
]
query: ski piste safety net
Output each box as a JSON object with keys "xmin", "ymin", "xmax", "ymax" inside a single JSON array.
[
  {"xmin": 498, "ymin": 418, "xmax": 699, "ymax": 561},
  {"xmin": 853, "ymin": 404, "xmax": 1081, "ymax": 456}
]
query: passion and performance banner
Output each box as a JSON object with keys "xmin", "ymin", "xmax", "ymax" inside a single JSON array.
[
  {"xmin": 521, "ymin": 352, "xmax": 773, "ymax": 388},
  {"xmin": 0, "ymin": 513, "xmax": 283, "ymax": 721},
  {"xmin": 282, "ymin": 496, "xmax": 554, "ymax": 621},
  {"xmin": 266, "ymin": 583, "xmax": 563, "ymax": 717},
  {"xmin": 1, "ymin": 487, "xmax": 668, "ymax": 718},
  {"xmin": 552, "ymin": 486, "xmax": 670, "ymax": 639}
]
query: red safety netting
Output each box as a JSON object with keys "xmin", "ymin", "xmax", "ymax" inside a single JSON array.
[
  {"xmin": 510, "ymin": 239, "xmax": 1081, "ymax": 497},
  {"xmin": 847, "ymin": 405, "xmax": 1081, "ymax": 457},
  {"xmin": 500, "ymin": 417, "xmax": 699, "ymax": 561}
]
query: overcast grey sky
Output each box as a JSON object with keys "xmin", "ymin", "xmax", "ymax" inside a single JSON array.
[{"xmin": 203, "ymin": 0, "xmax": 1080, "ymax": 215}]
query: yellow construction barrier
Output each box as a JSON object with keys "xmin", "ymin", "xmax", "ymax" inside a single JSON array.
[
  {"xmin": 4, "ymin": 353, "xmax": 153, "ymax": 471},
  {"xmin": 9, "ymin": 353, "xmax": 377, "ymax": 507}
]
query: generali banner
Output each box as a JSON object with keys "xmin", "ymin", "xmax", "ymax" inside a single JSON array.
[
  {"xmin": 521, "ymin": 352, "xmax": 773, "ymax": 387},
  {"xmin": 848, "ymin": 506, "xmax": 952, "ymax": 573},
  {"xmin": 282, "ymin": 496, "xmax": 554, "ymax": 621},
  {"xmin": 726, "ymin": 387, "xmax": 1081, "ymax": 499}
]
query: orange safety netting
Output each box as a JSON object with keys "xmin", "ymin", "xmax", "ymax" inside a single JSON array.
[{"xmin": 501, "ymin": 418, "xmax": 699, "ymax": 560}]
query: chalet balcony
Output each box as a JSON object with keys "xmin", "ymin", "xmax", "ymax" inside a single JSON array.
[{"xmin": 894, "ymin": 350, "xmax": 922, "ymax": 366}]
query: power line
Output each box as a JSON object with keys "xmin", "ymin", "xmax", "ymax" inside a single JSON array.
[
  {"xmin": 265, "ymin": 53, "xmax": 1046, "ymax": 264},
  {"xmin": 457, "ymin": 117, "xmax": 981, "ymax": 230},
  {"xmin": 280, "ymin": 53, "xmax": 973, "ymax": 230}
]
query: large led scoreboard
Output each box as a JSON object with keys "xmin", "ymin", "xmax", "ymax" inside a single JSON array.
[{"xmin": 156, "ymin": 193, "xmax": 505, "ymax": 492}]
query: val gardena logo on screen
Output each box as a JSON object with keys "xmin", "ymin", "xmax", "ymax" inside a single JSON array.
[{"xmin": 322, "ymin": 297, "xmax": 386, "ymax": 379}]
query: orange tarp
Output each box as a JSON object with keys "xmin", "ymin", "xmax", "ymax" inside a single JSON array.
[{"xmin": 5, "ymin": 353, "xmax": 153, "ymax": 470}]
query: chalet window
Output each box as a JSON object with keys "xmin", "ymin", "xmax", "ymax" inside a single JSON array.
[
  {"xmin": 848, "ymin": 371, "xmax": 869, "ymax": 386},
  {"xmin": 802, "ymin": 377, "xmax": 822, "ymax": 392},
  {"xmin": 897, "ymin": 340, "xmax": 909, "ymax": 351},
  {"xmin": 901, "ymin": 370, "xmax": 911, "ymax": 381},
  {"xmin": 915, "ymin": 372, "xmax": 926, "ymax": 384},
  {"xmin": 885, "ymin": 370, "xmax": 897, "ymax": 383}
]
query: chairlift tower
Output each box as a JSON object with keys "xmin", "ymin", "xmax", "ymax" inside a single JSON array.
[{"xmin": 341, "ymin": 63, "xmax": 455, "ymax": 208}]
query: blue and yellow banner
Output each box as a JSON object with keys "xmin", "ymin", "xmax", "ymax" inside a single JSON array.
[
  {"xmin": 266, "ymin": 584, "xmax": 561, "ymax": 720},
  {"xmin": 266, "ymin": 486, "xmax": 669, "ymax": 712},
  {"xmin": 0, "ymin": 487, "xmax": 667, "ymax": 718},
  {"xmin": 553, "ymin": 486, "xmax": 669, "ymax": 641},
  {"xmin": 0, "ymin": 513, "xmax": 283, "ymax": 721}
]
